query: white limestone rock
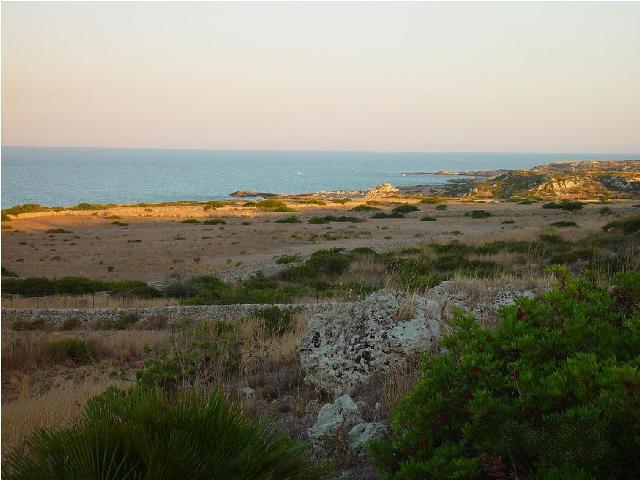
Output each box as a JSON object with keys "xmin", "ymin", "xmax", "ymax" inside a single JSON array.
[
  {"xmin": 300, "ymin": 290, "xmax": 442, "ymax": 396},
  {"xmin": 347, "ymin": 422, "xmax": 387, "ymax": 450},
  {"xmin": 308, "ymin": 394, "xmax": 362, "ymax": 441}
]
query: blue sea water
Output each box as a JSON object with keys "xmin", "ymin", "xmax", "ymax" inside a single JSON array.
[{"xmin": 1, "ymin": 147, "xmax": 638, "ymax": 208}]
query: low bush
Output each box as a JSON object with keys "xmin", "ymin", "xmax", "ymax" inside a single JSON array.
[
  {"xmin": 275, "ymin": 215, "xmax": 302, "ymax": 224},
  {"xmin": 467, "ymin": 209, "xmax": 491, "ymax": 219},
  {"xmin": 420, "ymin": 215, "xmax": 437, "ymax": 222},
  {"xmin": 350, "ymin": 204, "xmax": 381, "ymax": 212},
  {"xmin": 371, "ymin": 211, "xmax": 405, "ymax": 219},
  {"xmin": 203, "ymin": 200, "xmax": 227, "ymax": 210},
  {"xmin": 2, "ymin": 267, "xmax": 18, "ymax": 277},
  {"xmin": 429, "ymin": 241, "xmax": 472, "ymax": 256},
  {"xmin": 203, "ymin": 218, "xmax": 226, "ymax": 225},
  {"xmin": 255, "ymin": 199, "xmax": 295, "ymax": 212},
  {"xmin": 4, "ymin": 386, "xmax": 326, "ymax": 479},
  {"xmin": 182, "ymin": 218, "xmax": 201, "ymax": 224},
  {"xmin": 543, "ymin": 200, "xmax": 584, "ymax": 211},
  {"xmin": 370, "ymin": 271, "xmax": 640, "ymax": 479},
  {"xmin": 252, "ymin": 306, "xmax": 299, "ymax": 336},
  {"xmin": 137, "ymin": 322, "xmax": 241, "ymax": 389},
  {"xmin": 435, "ymin": 204, "xmax": 447, "ymax": 211},
  {"xmin": 2, "ymin": 276, "xmax": 160, "ymax": 298},
  {"xmin": 420, "ymin": 196, "xmax": 448, "ymax": 205},
  {"xmin": 276, "ymin": 254, "xmax": 300, "ymax": 264},
  {"xmin": 112, "ymin": 220, "xmax": 128, "ymax": 226},
  {"xmin": 308, "ymin": 215, "xmax": 365, "ymax": 224},
  {"xmin": 550, "ymin": 220, "xmax": 578, "ymax": 228},
  {"xmin": 392, "ymin": 204, "xmax": 419, "ymax": 214},
  {"xmin": 351, "ymin": 247, "xmax": 376, "ymax": 255},
  {"xmin": 293, "ymin": 198, "xmax": 326, "ymax": 205},
  {"xmin": 603, "ymin": 216, "xmax": 640, "ymax": 234},
  {"xmin": 331, "ymin": 198, "xmax": 351, "ymax": 204},
  {"xmin": 69, "ymin": 203, "xmax": 109, "ymax": 211},
  {"xmin": 1, "ymin": 203, "xmax": 50, "ymax": 219},
  {"xmin": 600, "ymin": 206, "xmax": 613, "ymax": 216},
  {"xmin": 47, "ymin": 338, "xmax": 94, "ymax": 363},
  {"xmin": 46, "ymin": 228, "xmax": 72, "ymax": 234}
]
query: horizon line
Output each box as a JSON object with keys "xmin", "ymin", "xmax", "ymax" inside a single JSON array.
[{"xmin": 3, "ymin": 145, "xmax": 640, "ymax": 156}]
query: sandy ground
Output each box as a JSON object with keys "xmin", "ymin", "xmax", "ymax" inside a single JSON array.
[{"xmin": 2, "ymin": 198, "xmax": 636, "ymax": 284}]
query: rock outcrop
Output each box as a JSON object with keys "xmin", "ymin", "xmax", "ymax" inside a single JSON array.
[
  {"xmin": 428, "ymin": 281, "xmax": 542, "ymax": 322},
  {"xmin": 365, "ymin": 182, "xmax": 399, "ymax": 197},
  {"xmin": 308, "ymin": 394, "xmax": 386, "ymax": 452},
  {"xmin": 308, "ymin": 394, "xmax": 362, "ymax": 442},
  {"xmin": 299, "ymin": 290, "xmax": 442, "ymax": 397}
]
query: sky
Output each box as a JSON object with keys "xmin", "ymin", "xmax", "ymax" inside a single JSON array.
[{"xmin": 2, "ymin": 2, "xmax": 639, "ymax": 153}]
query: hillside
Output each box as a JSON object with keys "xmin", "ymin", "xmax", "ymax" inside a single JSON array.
[{"xmin": 468, "ymin": 159, "xmax": 640, "ymax": 200}]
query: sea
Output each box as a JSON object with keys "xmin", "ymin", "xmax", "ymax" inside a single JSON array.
[{"xmin": 2, "ymin": 147, "xmax": 638, "ymax": 208}]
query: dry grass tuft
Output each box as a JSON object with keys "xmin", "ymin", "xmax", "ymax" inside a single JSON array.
[
  {"xmin": 2, "ymin": 375, "xmax": 123, "ymax": 456},
  {"xmin": 3, "ymin": 294, "xmax": 180, "ymax": 309},
  {"xmin": 395, "ymin": 293, "xmax": 418, "ymax": 321}
]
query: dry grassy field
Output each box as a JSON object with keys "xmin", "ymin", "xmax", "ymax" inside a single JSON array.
[{"xmin": 3, "ymin": 197, "xmax": 634, "ymax": 285}]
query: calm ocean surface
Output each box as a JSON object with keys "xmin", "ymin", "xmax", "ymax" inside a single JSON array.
[{"xmin": 2, "ymin": 147, "xmax": 638, "ymax": 208}]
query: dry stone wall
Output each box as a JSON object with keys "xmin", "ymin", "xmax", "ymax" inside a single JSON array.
[{"xmin": 2, "ymin": 303, "xmax": 350, "ymax": 330}]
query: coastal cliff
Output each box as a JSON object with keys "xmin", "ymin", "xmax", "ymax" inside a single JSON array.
[{"xmin": 462, "ymin": 160, "xmax": 640, "ymax": 200}]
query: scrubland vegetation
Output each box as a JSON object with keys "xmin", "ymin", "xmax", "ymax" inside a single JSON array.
[{"xmin": 2, "ymin": 197, "xmax": 640, "ymax": 478}]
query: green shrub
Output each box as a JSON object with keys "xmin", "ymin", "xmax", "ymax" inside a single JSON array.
[
  {"xmin": 551, "ymin": 220, "xmax": 578, "ymax": 228},
  {"xmin": 276, "ymin": 254, "xmax": 300, "ymax": 264},
  {"xmin": 308, "ymin": 215, "xmax": 365, "ymax": 224},
  {"xmin": 279, "ymin": 263, "xmax": 318, "ymax": 282},
  {"xmin": 252, "ymin": 306, "xmax": 298, "ymax": 336},
  {"xmin": 307, "ymin": 248, "xmax": 351, "ymax": 276},
  {"xmin": 549, "ymin": 247, "xmax": 596, "ymax": 264},
  {"xmin": 468, "ymin": 209, "xmax": 491, "ymax": 219},
  {"xmin": 543, "ymin": 201, "xmax": 584, "ymax": 211},
  {"xmin": 372, "ymin": 211, "xmax": 405, "ymax": 219},
  {"xmin": 293, "ymin": 198, "xmax": 326, "ymax": 205},
  {"xmin": 255, "ymin": 199, "xmax": 295, "ymax": 212},
  {"xmin": 46, "ymin": 228, "xmax": 72, "ymax": 234},
  {"xmin": 47, "ymin": 338, "xmax": 93, "ymax": 364},
  {"xmin": 2, "ymin": 267, "xmax": 18, "ymax": 277},
  {"xmin": 203, "ymin": 218, "xmax": 226, "ymax": 225},
  {"xmin": 1, "ymin": 204, "xmax": 50, "ymax": 219},
  {"xmin": 501, "ymin": 219, "xmax": 515, "ymax": 224},
  {"xmin": 392, "ymin": 204, "xmax": 419, "ymax": 214},
  {"xmin": 474, "ymin": 240, "xmax": 508, "ymax": 255},
  {"xmin": 429, "ymin": 241, "xmax": 472, "ymax": 256},
  {"xmin": 420, "ymin": 196, "xmax": 447, "ymax": 205},
  {"xmin": 369, "ymin": 271, "xmax": 640, "ymax": 479},
  {"xmin": 603, "ymin": 216, "xmax": 640, "ymax": 234},
  {"xmin": 182, "ymin": 218, "xmax": 201, "ymax": 224},
  {"xmin": 70, "ymin": 203, "xmax": 109, "ymax": 211},
  {"xmin": 1, "ymin": 276, "xmax": 159, "ymax": 297},
  {"xmin": 203, "ymin": 200, "xmax": 226, "ymax": 210},
  {"xmin": 351, "ymin": 247, "xmax": 376, "ymax": 255},
  {"xmin": 435, "ymin": 204, "xmax": 448, "ymax": 211},
  {"xmin": 350, "ymin": 204, "xmax": 381, "ymax": 212},
  {"xmin": 136, "ymin": 322, "xmax": 241, "ymax": 389},
  {"xmin": 600, "ymin": 206, "xmax": 613, "ymax": 216},
  {"xmin": 420, "ymin": 215, "xmax": 437, "ymax": 222},
  {"xmin": 331, "ymin": 198, "xmax": 351, "ymax": 204},
  {"xmin": 167, "ymin": 275, "xmax": 232, "ymax": 304},
  {"xmin": 112, "ymin": 221, "xmax": 128, "ymax": 226},
  {"xmin": 4, "ymin": 386, "xmax": 326, "ymax": 480},
  {"xmin": 275, "ymin": 215, "xmax": 302, "ymax": 224}
]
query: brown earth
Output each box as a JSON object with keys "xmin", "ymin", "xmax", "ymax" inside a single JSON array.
[{"xmin": 2, "ymin": 198, "xmax": 637, "ymax": 284}]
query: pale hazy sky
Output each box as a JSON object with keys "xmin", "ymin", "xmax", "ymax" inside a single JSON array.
[{"xmin": 2, "ymin": 2, "xmax": 639, "ymax": 152}]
